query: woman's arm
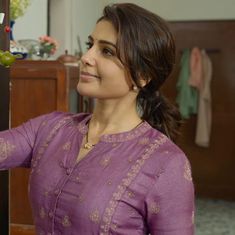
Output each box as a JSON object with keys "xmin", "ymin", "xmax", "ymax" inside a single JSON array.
[
  {"xmin": 0, "ymin": 113, "xmax": 52, "ymax": 170},
  {"xmin": 145, "ymin": 153, "xmax": 195, "ymax": 235}
]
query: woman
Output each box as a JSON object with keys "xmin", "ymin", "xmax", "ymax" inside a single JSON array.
[{"xmin": 0, "ymin": 3, "xmax": 194, "ymax": 235}]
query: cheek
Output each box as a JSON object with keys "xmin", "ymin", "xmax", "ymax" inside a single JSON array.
[{"xmin": 99, "ymin": 62, "xmax": 131, "ymax": 89}]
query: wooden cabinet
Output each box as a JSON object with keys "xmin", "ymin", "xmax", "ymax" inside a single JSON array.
[{"xmin": 9, "ymin": 60, "xmax": 92, "ymax": 234}]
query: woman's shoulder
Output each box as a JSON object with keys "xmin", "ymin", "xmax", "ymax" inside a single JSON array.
[
  {"xmin": 22, "ymin": 111, "xmax": 90, "ymax": 134},
  {"xmin": 144, "ymin": 128, "xmax": 191, "ymax": 175},
  {"xmin": 34, "ymin": 111, "xmax": 90, "ymax": 125}
]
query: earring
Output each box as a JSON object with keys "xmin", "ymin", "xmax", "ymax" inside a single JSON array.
[{"xmin": 132, "ymin": 85, "xmax": 138, "ymax": 92}]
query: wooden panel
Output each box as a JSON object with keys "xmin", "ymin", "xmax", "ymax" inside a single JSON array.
[
  {"xmin": 162, "ymin": 21, "xmax": 235, "ymax": 200},
  {"xmin": 10, "ymin": 224, "xmax": 35, "ymax": 235},
  {"xmin": 0, "ymin": 1, "xmax": 10, "ymax": 234}
]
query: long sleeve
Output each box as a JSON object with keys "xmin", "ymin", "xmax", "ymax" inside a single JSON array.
[
  {"xmin": 0, "ymin": 113, "xmax": 58, "ymax": 170},
  {"xmin": 145, "ymin": 153, "xmax": 195, "ymax": 235}
]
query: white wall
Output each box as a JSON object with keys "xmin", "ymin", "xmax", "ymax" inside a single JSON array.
[
  {"xmin": 13, "ymin": 0, "xmax": 48, "ymax": 40},
  {"xmin": 12, "ymin": 0, "xmax": 235, "ymax": 57},
  {"xmin": 102, "ymin": 0, "xmax": 235, "ymax": 21},
  {"xmin": 70, "ymin": 0, "xmax": 104, "ymax": 55},
  {"xmin": 50, "ymin": 0, "xmax": 104, "ymax": 57}
]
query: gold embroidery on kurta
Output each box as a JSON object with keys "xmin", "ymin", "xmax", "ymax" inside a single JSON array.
[
  {"xmin": 77, "ymin": 194, "xmax": 85, "ymax": 203},
  {"xmin": 100, "ymin": 134, "xmax": 167, "ymax": 234},
  {"xmin": 62, "ymin": 141, "xmax": 71, "ymax": 151},
  {"xmin": 62, "ymin": 215, "xmax": 72, "ymax": 227},
  {"xmin": 99, "ymin": 155, "xmax": 111, "ymax": 167},
  {"xmin": 41, "ymin": 121, "xmax": 47, "ymax": 126},
  {"xmin": 149, "ymin": 202, "xmax": 160, "ymax": 214},
  {"xmin": 127, "ymin": 156, "xmax": 133, "ymax": 163},
  {"xmin": 184, "ymin": 159, "xmax": 193, "ymax": 181},
  {"xmin": 138, "ymin": 137, "xmax": 150, "ymax": 145},
  {"xmin": 89, "ymin": 209, "xmax": 100, "ymax": 224},
  {"xmin": 127, "ymin": 191, "xmax": 134, "ymax": 198},
  {"xmin": 75, "ymin": 176, "xmax": 81, "ymax": 183},
  {"xmin": 110, "ymin": 223, "xmax": 118, "ymax": 231},
  {"xmin": 0, "ymin": 138, "xmax": 16, "ymax": 162},
  {"xmin": 39, "ymin": 207, "xmax": 46, "ymax": 219}
]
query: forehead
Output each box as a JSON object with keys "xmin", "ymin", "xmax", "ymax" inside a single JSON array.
[{"xmin": 91, "ymin": 20, "xmax": 117, "ymax": 44}]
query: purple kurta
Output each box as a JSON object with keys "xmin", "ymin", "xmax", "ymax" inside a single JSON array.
[{"xmin": 0, "ymin": 112, "xmax": 194, "ymax": 235}]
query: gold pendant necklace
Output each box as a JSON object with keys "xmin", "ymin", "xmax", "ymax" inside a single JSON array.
[
  {"xmin": 83, "ymin": 141, "xmax": 95, "ymax": 150},
  {"xmin": 83, "ymin": 123, "xmax": 95, "ymax": 150}
]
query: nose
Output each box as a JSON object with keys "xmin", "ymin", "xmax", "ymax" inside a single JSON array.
[{"xmin": 80, "ymin": 48, "xmax": 96, "ymax": 66}]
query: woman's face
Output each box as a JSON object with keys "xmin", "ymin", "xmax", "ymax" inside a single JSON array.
[{"xmin": 77, "ymin": 20, "xmax": 133, "ymax": 100}]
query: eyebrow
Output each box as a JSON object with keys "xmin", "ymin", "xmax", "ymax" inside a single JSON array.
[{"xmin": 88, "ymin": 35, "xmax": 117, "ymax": 49}]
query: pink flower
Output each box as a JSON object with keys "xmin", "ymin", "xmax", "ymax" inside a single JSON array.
[{"xmin": 39, "ymin": 35, "xmax": 59, "ymax": 55}]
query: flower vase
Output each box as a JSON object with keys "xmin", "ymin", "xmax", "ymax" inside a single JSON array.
[{"xmin": 10, "ymin": 20, "xmax": 15, "ymax": 41}]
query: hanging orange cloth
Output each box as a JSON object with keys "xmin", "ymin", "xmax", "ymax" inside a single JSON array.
[{"xmin": 188, "ymin": 47, "xmax": 203, "ymax": 90}]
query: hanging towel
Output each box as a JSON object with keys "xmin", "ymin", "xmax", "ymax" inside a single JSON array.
[
  {"xmin": 176, "ymin": 49, "xmax": 198, "ymax": 119},
  {"xmin": 195, "ymin": 50, "xmax": 212, "ymax": 147},
  {"xmin": 188, "ymin": 47, "xmax": 203, "ymax": 90}
]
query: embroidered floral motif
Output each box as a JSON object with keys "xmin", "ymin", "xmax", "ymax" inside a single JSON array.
[
  {"xmin": 127, "ymin": 156, "xmax": 133, "ymax": 163},
  {"xmin": 99, "ymin": 155, "xmax": 112, "ymax": 167},
  {"xmin": 75, "ymin": 176, "xmax": 81, "ymax": 183},
  {"xmin": 100, "ymin": 134, "xmax": 167, "ymax": 234},
  {"xmin": 41, "ymin": 121, "xmax": 47, "ymax": 126},
  {"xmin": 77, "ymin": 194, "xmax": 85, "ymax": 203},
  {"xmin": 0, "ymin": 138, "xmax": 16, "ymax": 162},
  {"xmin": 184, "ymin": 159, "xmax": 193, "ymax": 181},
  {"xmin": 62, "ymin": 215, "xmax": 72, "ymax": 227},
  {"xmin": 138, "ymin": 137, "xmax": 150, "ymax": 145},
  {"xmin": 39, "ymin": 207, "xmax": 46, "ymax": 219},
  {"xmin": 127, "ymin": 191, "xmax": 134, "ymax": 198},
  {"xmin": 62, "ymin": 141, "xmax": 71, "ymax": 151},
  {"xmin": 110, "ymin": 223, "xmax": 118, "ymax": 231},
  {"xmin": 149, "ymin": 202, "xmax": 160, "ymax": 214},
  {"xmin": 89, "ymin": 209, "xmax": 100, "ymax": 224}
]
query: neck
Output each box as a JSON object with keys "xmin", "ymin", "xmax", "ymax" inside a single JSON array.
[
  {"xmin": 87, "ymin": 95, "xmax": 142, "ymax": 143},
  {"xmin": 94, "ymin": 99, "xmax": 141, "ymax": 128}
]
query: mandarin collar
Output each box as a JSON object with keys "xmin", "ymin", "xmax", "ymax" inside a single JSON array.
[{"xmin": 76, "ymin": 113, "xmax": 152, "ymax": 143}]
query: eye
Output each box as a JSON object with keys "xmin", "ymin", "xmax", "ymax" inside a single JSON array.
[
  {"xmin": 85, "ymin": 41, "xmax": 93, "ymax": 50},
  {"xmin": 102, "ymin": 47, "xmax": 115, "ymax": 56}
]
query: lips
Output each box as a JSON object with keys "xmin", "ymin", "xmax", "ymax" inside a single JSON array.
[{"xmin": 80, "ymin": 71, "xmax": 100, "ymax": 79}]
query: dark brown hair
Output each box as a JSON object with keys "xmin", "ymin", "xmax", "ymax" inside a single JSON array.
[{"xmin": 98, "ymin": 3, "xmax": 181, "ymax": 141}]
